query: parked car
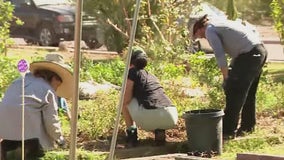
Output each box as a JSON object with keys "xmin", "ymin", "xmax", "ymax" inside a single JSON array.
[
  {"xmin": 6, "ymin": 0, "xmax": 103, "ymax": 49},
  {"xmin": 187, "ymin": 2, "xmax": 260, "ymax": 54}
]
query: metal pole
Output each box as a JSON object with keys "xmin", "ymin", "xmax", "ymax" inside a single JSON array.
[
  {"xmin": 69, "ymin": 0, "xmax": 82, "ymax": 159},
  {"xmin": 108, "ymin": 0, "xmax": 141, "ymax": 159},
  {"xmin": 17, "ymin": 59, "xmax": 29, "ymax": 160},
  {"xmin": 21, "ymin": 76, "xmax": 25, "ymax": 160}
]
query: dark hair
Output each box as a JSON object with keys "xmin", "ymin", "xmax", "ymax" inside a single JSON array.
[
  {"xmin": 130, "ymin": 50, "xmax": 147, "ymax": 70},
  {"xmin": 33, "ymin": 69, "xmax": 62, "ymax": 83},
  {"xmin": 193, "ymin": 14, "xmax": 209, "ymax": 36}
]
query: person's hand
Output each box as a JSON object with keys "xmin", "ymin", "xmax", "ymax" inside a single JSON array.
[{"xmin": 56, "ymin": 136, "xmax": 66, "ymax": 148}]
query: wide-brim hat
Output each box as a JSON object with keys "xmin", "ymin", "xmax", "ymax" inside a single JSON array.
[{"xmin": 30, "ymin": 54, "xmax": 73, "ymax": 99}]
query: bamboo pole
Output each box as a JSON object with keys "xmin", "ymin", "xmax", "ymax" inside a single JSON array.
[
  {"xmin": 69, "ymin": 0, "xmax": 83, "ymax": 159},
  {"xmin": 108, "ymin": 0, "xmax": 141, "ymax": 159}
]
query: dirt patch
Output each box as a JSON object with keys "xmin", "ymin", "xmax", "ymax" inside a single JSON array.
[
  {"xmin": 77, "ymin": 119, "xmax": 187, "ymax": 152},
  {"xmin": 73, "ymin": 111, "xmax": 284, "ymax": 159}
]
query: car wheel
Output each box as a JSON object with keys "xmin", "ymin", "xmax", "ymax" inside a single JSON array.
[
  {"xmin": 85, "ymin": 38, "xmax": 103, "ymax": 49},
  {"xmin": 38, "ymin": 25, "xmax": 58, "ymax": 46}
]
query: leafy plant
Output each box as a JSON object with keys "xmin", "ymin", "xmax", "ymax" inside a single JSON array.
[
  {"xmin": 41, "ymin": 150, "xmax": 107, "ymax": 160},
  {"xmin": 79, "ymin": 57, "xmax": 125, "ymax": 85},
  {"xmin": 0, "ymin": 0, "xmax": 23, "ymax": 55},
  {"xmin": 0, "ymin": 0, "xmax": 14, "ymax": 55},
  {"xmin": 205, "ymin": 0, "xmax": 272, "ymax": 22},
  {"xmin": 270, "ymin": 0, "xmax": 284, "ymax": 43},
  {"xmin": 147, "ymin": 61, "xmax": 185, "ymax": 81},
  {"xmin": 83, "ymin": 0, "xmax": 192, "ymax": 53},
  {"xmin": 0, "ymin": 55, "xmax": 19, "ymax": 99},
  {"xmin": 78, "ymin": 90, "xmax": 119, "ymax": 139}
]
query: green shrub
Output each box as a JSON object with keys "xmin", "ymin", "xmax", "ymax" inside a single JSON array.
[
  {"xmin": 0, "ymin": 1, "xmax": 23, "ymax": 55},
  {"xmin": 147, "ymin": 62, "xmax": 186, "ymax": 81},
  {"xmin": 270, "ymin": 0, "xmax": 284, "ymax": 43},
  {"xmin": 78, "ymin": 90, "xmax": 120, "ymax": 139},
  {"xmin": 0, "ymin": 0, "xmax": 13, "ymax": 54},
  {"xmin": 79, "ymin": 57, "xmax": 125, "ymax": 85},
  {"xmin": 0, "ymin": 55, "xmax": 19, "ymax": 99},
  {"xmin": 42, "ymin": 150, "xmax": 107, "ymax": 160}
]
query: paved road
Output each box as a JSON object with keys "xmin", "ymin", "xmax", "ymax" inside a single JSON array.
[
  {"xmin": 11, "ymin": 26, "xmax": 284, "ymax": 62},
  {"xmin": 256, "ymin": 25, "xmax": 284, "ymax": 62}
]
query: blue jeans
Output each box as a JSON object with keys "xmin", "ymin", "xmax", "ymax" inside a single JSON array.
[{"xmin": 223, "ymin": 44, "xmax": 267, "ymax": 134}]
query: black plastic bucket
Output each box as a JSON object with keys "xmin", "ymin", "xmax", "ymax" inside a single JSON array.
[{"xmin": 182, "ymin": 109, "xmax": 224, "ymax": 155}]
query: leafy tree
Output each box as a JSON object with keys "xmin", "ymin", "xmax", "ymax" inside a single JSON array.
[
  {"xmin": 270, "ymin": 0, "xmax": 284, "ymax": 43},
  {"xmin": 83, "ymin": 0, "xmax": 193, "ymax": 54},
  {"xmin": 205, "ymin": 0, "xmax": 272, "ymax": 22},
  {"xmin": 0, "ymin": 55, "xmax": 19, "ymax": 99},
  {"xmin": 0, "ymin": 0, "xmax": 14, "ymax": 55}
]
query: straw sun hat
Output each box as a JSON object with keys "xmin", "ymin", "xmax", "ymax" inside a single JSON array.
[{"xmin": 30, "ymin": 54, "xmax": 73, "ymax": 99}]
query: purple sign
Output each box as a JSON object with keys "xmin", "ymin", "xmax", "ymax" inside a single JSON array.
[{"xmin": 17, "ymin": 59, "xmax": 29, "ymax": 73}]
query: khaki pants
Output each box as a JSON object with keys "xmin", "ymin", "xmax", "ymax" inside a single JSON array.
[{"xmin": 128, "ymin": 98, "xmax": 178, "ymax": 131}]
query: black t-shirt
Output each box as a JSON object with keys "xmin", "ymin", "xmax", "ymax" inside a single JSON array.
[{"xmin": 128, "ymin": 68, "xmax": 173, "ymax": 109}]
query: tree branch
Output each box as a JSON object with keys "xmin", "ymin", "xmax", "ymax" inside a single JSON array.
[{"xmin": 106, "ymin": 18, "xmax": 129, "ymax": 39}]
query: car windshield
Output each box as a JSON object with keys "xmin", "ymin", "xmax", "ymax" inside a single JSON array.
[{"xmin": 33, "ymin": 0, "xmax": 72, "ymax": 6}]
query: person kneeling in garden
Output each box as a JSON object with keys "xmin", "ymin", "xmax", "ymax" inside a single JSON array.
[
  {"xmin": 122, "ymin": 47, "xmax": 178, "ymax": 147},
  {"xmin": 0, "ymin": 54, "xmax": 73, "ymax": 159}
]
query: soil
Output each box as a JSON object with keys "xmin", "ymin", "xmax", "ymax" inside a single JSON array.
[
  {"xmin": 74, "ymin": 110, "xmax": 284, "ymax": 159},
  {"xmin": 76, "ymin": 119, "xmax": 189, "ymax": 159},
  {"xmin": 76, "ymin": 119, "xmax": 187, "ymax": 152}
]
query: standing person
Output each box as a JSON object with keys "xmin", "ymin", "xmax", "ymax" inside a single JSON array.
[
  {"xmin": 122, "ymin": 47, "xmax": 178, "ymax": 147},
  {"xmin": 0, "ymin": 54, "xmax": 73, "ymax": 159},
  {"xmin": 192, "ymin": 14, "xmax": 267, "ymax": 138}
]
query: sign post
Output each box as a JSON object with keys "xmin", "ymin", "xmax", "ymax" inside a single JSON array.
[{"xmin": 17, "ymin": 59, "xmax": 29, "ymax": 160}]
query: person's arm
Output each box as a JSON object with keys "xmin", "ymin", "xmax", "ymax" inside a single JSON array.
[
  {"xmin": 122, "ymin": 79, "xmax": 135, "ymax": 127},
  {"xmin": 205, "ymin": 25, "xmax": 228, "ymax": 79},
  {"xmin": 61, "ymin": 97, "xmax": 71, "ymax": 121},
  {"xmin": 42, "ymin": 90, "xmax": 63, "ymax": 143},
  {"xmin": 124, "ymin": 79, "xmax": 134, "ymax": 106},
  {"xmin": 220, "ymin": 67, "xmax": 228, "ymax": 80}
]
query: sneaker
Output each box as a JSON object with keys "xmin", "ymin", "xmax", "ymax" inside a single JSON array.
[
  {"xmin": 223, "ymin": 133, "xmax": 236, "ymax": 140},
  {"xmin": 125, "ymin": 128, "xmax": 138, "ymax": 147},
  {"xmin": 236, "ymin": 127, "xmax": 254, "ymax": 137},
  {"xmin": 154, "ymin": 129, "xmax": 166, "ymax": 146},
  {"xmin": 223, "ymin": 131, "xmax": 236, "ymax": 140}
]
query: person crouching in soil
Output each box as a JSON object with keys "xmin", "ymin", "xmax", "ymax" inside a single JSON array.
[
  {"xmin": 0, "ymin": 54, "xmax": 73, "ymax": 159},
  {"xmin": 122, "ymin": 46, "xmax": 178, "ymax": 147}
]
